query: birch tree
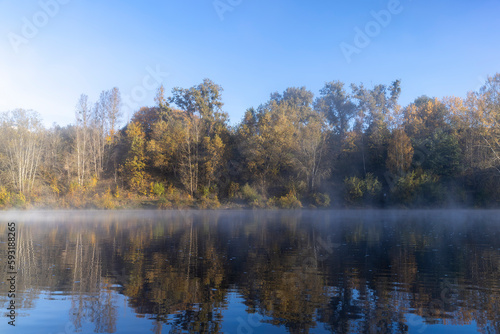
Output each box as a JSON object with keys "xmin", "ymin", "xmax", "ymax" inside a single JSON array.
[
  {"xmin": 75, "ymin": 94, "xmax": 92, "ymax": 186},
  {"xmin": 0, "ymin": 109, "xmax": 45, "ymax": 195}
]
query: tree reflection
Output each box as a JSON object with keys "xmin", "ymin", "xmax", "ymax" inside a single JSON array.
[{"xmin": 0, "ymin": 210, "xmax": 499, "ymax": 333}]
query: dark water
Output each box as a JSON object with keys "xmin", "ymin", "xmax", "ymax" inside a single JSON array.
[{"xmin": 0, "ymin": 210, "xmax": 499, "ymax": 333}]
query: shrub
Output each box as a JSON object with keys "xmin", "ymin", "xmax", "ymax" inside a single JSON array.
[
  {"xmin": 277, "ymin": 191, "xmax": 302, "ymax": 209},
  {"xmin": 11, "ymin": 192, "xmax": 27, "ymax": 209},
  {"xmin": 68, "ymin": 181, "xmax": 86, "ymax": 208},
  {"xmin": 169, "ymin": 190, "xmax": 195, "ymax": 208},
  {"xmin": 150, "ymin": 182, "xmax": 165, "ymax": 197},
  {"xmin": 344, "ymin": 173, "xmax": 382, "ymax": 206},
  {"xmin": 312, "ymin": 192, "xmax": 331, "ymax": 207},
  {"xmin": 94, "ymin": 188, "xmax": 116, "ymax": 209},
  {"xmin": 363, "ymin": 173, "xmax": 382, "ymax": 204},
  {"xmin": 199, "ymin": 195, "xmax": 221, "ymax": 209},
  {"xmin": 0, "ymin": 187, "xmax": 11, "ymax": 208},
  {"xmin": 68, "ymin": 181, "xmax": 82, "ymax": 196},
  {"xmin": 344, "ymin": 176, "xmax": 365, "ymax": 205},
  {"xmin": 199, "ymin": 186, "xmax": 210, "ymax": 198},
  {"xmin": 166, "ymin": 184, "xmax": 175, "ymax": 195},
  {"xmin": 392, "ymin": 170, "xmax": 442, "ymax": 206},
  {"xmin": 114, "ymin": 186, "xmax": 121, "ymax": 199},
  {"xmin": 241, "ymin": 183, "xmax": 262, "ymax": 204},
  {"xmin": 364, "ymin": 173, "xmax": 382, "ymax": 196},
  {"xmin": 157, "ymin": 196, "xmax": 172, "ymax": 209},
  {"xmin": 228, "ymin": 182, "xmax": 240, "ymax": 199}
]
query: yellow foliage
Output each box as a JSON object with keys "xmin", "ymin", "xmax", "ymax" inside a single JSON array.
[
  {"xmin": 88, "ymin": 175, "xmax": 98, "ymax": 189},
  {"xmin": 166, "ymin": 184, "xmax": 175, "ymax": 195},
  {"xmin": 276, "ymin": 191, "xmax": 302, "ymax": 209},
  {"xmin": 387, "ymin": 128, "xmax": 414, "ymax": 175},
  {"xmin": 199, "ymin": 195, "xmax": 221, "ymax": 209},
  {"xmin": 50, "ymin": 177, "xmax": 60, "ymax": 196},
  {"xmin": 94, "ymin": 188, "xmax": 116, "ymax": 209},
  {"xmin": 114, "ymin": 186, "xmax": 121, "ymax": 199},
  {"xmin": 0, "ymin": 187, "xmax": 11, "ymax": 208}
]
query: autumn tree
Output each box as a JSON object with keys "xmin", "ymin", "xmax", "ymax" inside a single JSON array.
[
  {"xmin": 386, "ymin": 128, "xmax": 414, "ymax": 176},
  {"xmin": 121, "ymin": 122, "xmax": 148, "ymax": 193},
  {"xmin": 2, "ymin": 74, "xmax": 500, "ymax": 208},
  {"xmin": 237, "ymin": 87, "xmax": 331, "ymax": 196},
  {"xmin": 0, "ymin": 109, "xmax": 45, "ymax": 195},
  {"xmin": 384, "ymin": 104, "xmax": 414, "ymax": 177},
  {"xmin": 237, "ymin": 93, "xmax": 298, "ymax": 195},
  {"xmin": 202, "ymin": 134, "xmax": 225, "ymax": 190},
  {"xmin": 403, "ymin": 96, "xmax": 448, "ymax": 141},
  {"xmin": 38, "ymin": 124, "xmax": 75, "ymax": 196},
  {"xmin": 351, "ymin": 80, "xmax": 401, "ymax": 176},
  {"xmin": 168, "ymin": 79, "xmax": 229, "ymax": 196}
]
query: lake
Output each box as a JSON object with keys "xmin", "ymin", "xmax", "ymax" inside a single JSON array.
[{"xmin": 0, "ymin": 210, "xmax": 499, "ymax": 333}]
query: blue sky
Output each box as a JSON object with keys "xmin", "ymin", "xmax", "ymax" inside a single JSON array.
[{"xmin": 1, "ymin": 0, "xmax": 499, "ymax": 127}]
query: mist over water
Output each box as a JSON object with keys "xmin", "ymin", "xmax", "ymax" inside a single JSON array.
[{"xmin": 0, "ymin": 210, "xmax": 499, "ymax": 333}]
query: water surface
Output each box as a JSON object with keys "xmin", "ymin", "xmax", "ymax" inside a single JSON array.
[{"xmin": 0, "ymin": 210, "xmax": 499, "ymax": 333}]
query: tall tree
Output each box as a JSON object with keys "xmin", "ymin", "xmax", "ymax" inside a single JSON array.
[
  {"xmin": 314, "ymin": 81, "xmax": 356, "ymax": 142},
  {"xmin": 169, "ymin": 79, "xmax": 229, "ymax": 195},
  {"xmin": 121, "ymin": 122, "xmax": 148, "ymax": 192},
  {"xmin": 0, "ymin": 109, "xmax": 45, "ymax": 195},
  {"xmin": 476, "ymin": 74, "xmax": 500, "ymax": 173},
  {"xmin": 351, "ymin": 80, "xmax": 401, "ymax": 176},
  {"xmin": 75, "ymin": 94, "xmax": 91, "ymax": 186},
  {"xmin": 295, "ymin": 113, "xmax": 331, "ymax": 191},
  {"xmin": 386, "ymin": 128, "xmax": 413, "ymax": 176}
]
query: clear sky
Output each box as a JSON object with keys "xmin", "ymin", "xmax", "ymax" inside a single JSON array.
[{"xmin": 1, "ymin": 0, "xmax": 499, "ymax": 127}]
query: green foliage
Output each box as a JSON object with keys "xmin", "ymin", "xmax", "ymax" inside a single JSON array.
[
  {"xmin": 228, "ymin": 182, "xmax": 240, "ymax": 199},
  {"xmin": 469, "ymin": 172, "xmax": 500, "ymax": 207},
  {"xmin": 241, "ymin": 183, "xmax": 262, "ymax": 204},
  {"xmin": 344, "ymin": 173, "xmax": 382, "ymax": 206},
  {"xmin": 364, "ymin": 173, "xmax": 382, "ymax": 198},
  {"xmin": 344, "ymin": 176, "xmax": 365, "ymax": 205},
  {"xmin": 391, "ymin": 170, "xmax": 443, "ymax": 206},
  {"xmin": 312, "ymin": 192, "xmax": 331, "ymax": 207},
  {"xmin": 200, "ymin": 186, "xmax": 210, "ymax": 198},
  {"xmin": 150, "ymin": 182, "xmax": 165, "ymax": 197},
  {"xmin": 424, "ymin": 130, "xmax": 462, "ymax": 178}
]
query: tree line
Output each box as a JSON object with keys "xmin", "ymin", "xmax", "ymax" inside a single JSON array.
[{"xmin": 1, "ymin": 74, "xmax": 499, "ymax": 209}]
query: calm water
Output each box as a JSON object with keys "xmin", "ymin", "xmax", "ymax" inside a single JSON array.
[{"xmin": 0, "ymin": 210, "xmax": 499, "ymax": 333}]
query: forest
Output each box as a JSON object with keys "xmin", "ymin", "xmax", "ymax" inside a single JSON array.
[{"xmin": 0, "ymin": 74, "xmax": 499, "ymax": 209}]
